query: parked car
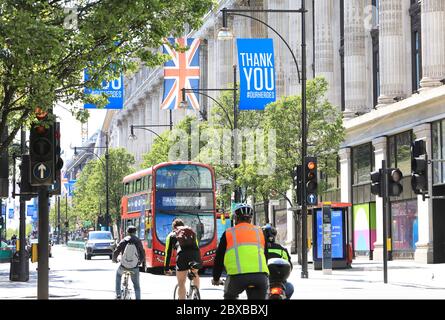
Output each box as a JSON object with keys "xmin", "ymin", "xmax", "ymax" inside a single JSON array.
[
  {"xmin": 0, "ymin": 241, "xmax": 13, "ymax": 262},
  {"xmin": 84, "ymin": 231, "xmax": 115, "ymax": 260}
]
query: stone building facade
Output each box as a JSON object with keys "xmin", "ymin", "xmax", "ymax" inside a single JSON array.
[{"xmin": 105, "ymin": 0, "xmax": 445, "ymax": 262}]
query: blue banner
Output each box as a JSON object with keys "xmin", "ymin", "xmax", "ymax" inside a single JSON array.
[
  {"xmin": 8, "ymin": 208, "xmax": 14, "ymax": 219},
  {"xmin": 26, "ymin": 205, "xmax": 36, "ymax": 217},
  {"xmin": 84, "ymin": 69, "xmax": 124, "ymax": 109},
  {"xmin": 237, "ymin": 38, "xmax": 276, "ymax": 110},
  {"xmin": 64, "ymin": 179, "xmax": 77, "ymax": 197}
]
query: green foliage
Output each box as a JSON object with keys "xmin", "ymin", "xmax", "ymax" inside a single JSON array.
[
  {"xmin": 0, "ymin": 0, "xmax": 214, "ymax": 152},
  {"xmin": 72, "ymin": 147, "xmax": 135, "ymax": 229}
]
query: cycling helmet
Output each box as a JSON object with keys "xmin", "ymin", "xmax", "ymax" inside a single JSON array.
[
  {"xmin": 126, "ymin": 225, "xmax": 137, "ymax": 234},
  {"xmin": 233, "ymin": 203, "xmax": 254, "ymax": 221},
  {"xmin": 262, "ymin": 224, "xmax": 277, "ymax": 243}
]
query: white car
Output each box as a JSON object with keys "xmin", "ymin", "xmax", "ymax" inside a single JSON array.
[{"xmin": 84, "ymin": 231, "xmax": 116, "ymax": 260}]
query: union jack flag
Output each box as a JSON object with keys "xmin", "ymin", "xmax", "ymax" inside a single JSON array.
[{"xmin": 161, "ymin": 37, "xmax": 200, "ymax": 111}]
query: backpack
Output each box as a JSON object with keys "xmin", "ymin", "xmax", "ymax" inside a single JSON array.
[
  {"xmin": 121, "ymin": 241, "xmax": 139, "ymax": 269},
  {"xmin": 174, "ymin": 226, "xmax": 196, "ymax": 248}
]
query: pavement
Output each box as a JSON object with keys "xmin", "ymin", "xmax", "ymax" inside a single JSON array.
[{"xmin": 1, "ymin": 246, "xmax": 445, "ymax": 299}]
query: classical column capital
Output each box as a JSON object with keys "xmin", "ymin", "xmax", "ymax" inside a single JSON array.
[{"xmin": 372, "ymin": 136, "xmax": 387, "ymax": 152}]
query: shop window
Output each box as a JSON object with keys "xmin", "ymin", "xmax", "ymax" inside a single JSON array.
[
  {"xmin": 352, "ymin": 143, "xmax": 373, "ymax": 185},
  {"xmin": 391, "ymin": 200, "xmax": 418, "ymax": 253},
  {"xmin": 388, "ymin": 131, "xmax": 412, "ymax": 176},
  {"xmin": 432, "ymin": 120, "xmax": 445, "ymax": 185}
]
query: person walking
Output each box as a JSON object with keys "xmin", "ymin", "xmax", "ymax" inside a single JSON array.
[
  {"xmin": 164, "ymin": 218, "xmax": 202, "ymax": 300},
  {"xmin": 212, "ymin": 203, "xmax": 269, "ymax": 299},
  {"xmin": 112, "ymin": 225, "xmax": 145, "ymax": 300}
]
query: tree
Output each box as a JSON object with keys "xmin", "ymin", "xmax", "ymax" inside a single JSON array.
[
  {"xmin": 72, "ymin": 147, "xmax": 135, "ymax": 237},
  {"xmin": 0, "ymin": 0, "xmax": 214, "ymax": 152}
]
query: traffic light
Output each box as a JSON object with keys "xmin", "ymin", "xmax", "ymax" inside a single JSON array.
[
  {"xmin": 50, "ymin": 122, "xmax": 63, "ymax": 195},
  {"xmin": 411, "ymin": 139, "xmax": 428, "ymax": 195},
  {"xmin": 304, "ymin": 157, "xmax": 318, "ymax": 205},
  {"xmin": 370, "ymin": 169, "xmax": 383, "ymax": 197},
  {"xmin": 29, "ymin": 108, "xmax": 55, "ymax": 186},
  {"xmin": 293, "ymin": 165, "xmax": 302, "ymax": 206},
  {"xmin": 387, "ymin": 168, "xmax": 403, "ymax": 197}
]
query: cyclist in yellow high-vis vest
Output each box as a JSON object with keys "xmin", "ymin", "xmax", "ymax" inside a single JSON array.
[{"xmin": 212, "ymin": 203, "xmax": 269, "ymax": 299}]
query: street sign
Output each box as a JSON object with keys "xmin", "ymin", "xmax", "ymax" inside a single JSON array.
[
  {"xmin": 307, "ymin": 193, "xmax": 317, "ymax": 205},
  {"xmin": 237, "ymin": 38, "xmax": 276, "ymax": 110},
  {"xmin": 8, "ymin": 208, "xmax": 14, "ymax": 219},
  {"xmin": 84, "ymin": 69, "xmax": 124, "ymax": 109},
  {"xmin": 33, "ymin": 163, "xmax": 51, "ymax": 180}
]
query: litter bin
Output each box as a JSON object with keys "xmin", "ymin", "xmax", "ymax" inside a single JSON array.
[{"xmin": 9, "ymin": 250, "xmax": 29, "ymax": 282}]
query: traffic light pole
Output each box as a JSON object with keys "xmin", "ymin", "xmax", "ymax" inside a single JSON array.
[
  {"xmin": 37, "ymin": 186, "xmax": 49, "ymax": 299},
  {"xmin": 382, "ymin": 160, "xmax": 388, "ymax": 284},
  {"xmin": 301, "ymin": 0, "xmax": 308, "ymax": 279},
  {"xmin": 18, "ymin": 127, "xmax": 28, "ymax": 281}
]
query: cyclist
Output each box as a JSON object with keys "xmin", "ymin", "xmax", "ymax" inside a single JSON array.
[
  {"xmin": 262, "ymin": 224, "xmax": 294, "ymax": 299},
  {"xmin": 112, "ymin": 225, "xmax": 145, "ymax": 300},
  {"xmin": 212, "ymin": 203, "xmax": 269, "ymax": 299},
  {"xmin": 164, "ymin": 218, "xmax": 202, "ymax": 300}
]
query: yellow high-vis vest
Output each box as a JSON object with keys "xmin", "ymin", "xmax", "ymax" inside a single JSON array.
[{"xmin": 224, "ymin": 222, "xmax": 269, "ymax": 275}]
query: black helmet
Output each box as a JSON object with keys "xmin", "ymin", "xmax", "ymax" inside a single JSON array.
[
  {"xmin": 262, "ymin": 224, "xmax": 277, "ymax": 243},
  {"xmin": 233, "ymin": 203, "xmax": 254, "ymax": 221},
  {"xmin": 126, "ymin": 225, "xmax": 137, "ymax": 234}
]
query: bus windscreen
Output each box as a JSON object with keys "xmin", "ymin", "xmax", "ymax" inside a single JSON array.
[{"xmin": 155, "ymin": 164, "xmax": 212, "ymax": 189}]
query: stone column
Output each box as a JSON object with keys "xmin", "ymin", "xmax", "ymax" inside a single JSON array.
[
  {"xmin": 288, "ymin": 0, "xmax": 301, "ymax": 96},
  {"xmin": 145, "ymin": 96, "xmax": 153, "ymax": 151},
  {"xmin": 377, "ymin": 0, "xmax": 408, "ymax": 107},
  {"xmin": 267, "ymin": 0, "xmax": 290, "ymax": 97},
  {"xmin": 420, "ymin": 0, "xmax": 445, "ymax": 89},
  {"xmin": 413, "ymin": 123, "xmax": 434, "ymax": 263},
  {"xmin": 344, "ymin": 0, "xmax": 368, "ymax": 117},
  {"xmin": 372, "ymin": 136, "xmax": 387, "ymax": 261},
  {"xmin": 339, "ymin": 147, "xmax": 352, "ymax": 203},
  {"xmin": 314, "ymin": 0, "xmax": 335, "ymax": 104}
]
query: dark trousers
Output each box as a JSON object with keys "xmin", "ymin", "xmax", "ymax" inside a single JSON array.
[{"xmin": 224, "ymin": 273, "xmax": 268, "ymax": 300}]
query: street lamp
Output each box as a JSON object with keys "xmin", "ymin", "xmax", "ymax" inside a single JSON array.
[
  {"xmin": 73, "ymin": 133, "xmax": 110, "ymax": 232},
  {"xmin": 129, "ymin": 124, "xmax": 168, "ymax": 141},
  {"xmin": 179, "ymin": 65, "xmax": 242, "ymax": 203},
  {"xmin": 217, "ymin": 3, "xmax": 309, "ymax": 278}
]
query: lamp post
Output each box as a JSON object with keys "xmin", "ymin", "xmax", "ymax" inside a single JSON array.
[
  {"xmin": 179, "ymin": 65, "xmax": 241, "ymax": 203},
  {"xmin": 73, "ymin": 134, "xmax": 110, "ymax": 231},
  {"xmin": 218, "ymin": 3, "xmax": 309, "ymax": 278},
  {"xmin": 128, "ymin": 109, "xmax": 173, "ymax": 141}
]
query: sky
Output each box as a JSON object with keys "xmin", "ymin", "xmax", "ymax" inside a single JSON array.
[{"xmin": 54, "ymin": 103, "xmax": 106, "ymax": 165}]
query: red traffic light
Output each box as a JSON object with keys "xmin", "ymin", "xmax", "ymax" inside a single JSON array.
[{"xmin": 35, "ymin": 107, "xmax": 48, "ymax": 121}]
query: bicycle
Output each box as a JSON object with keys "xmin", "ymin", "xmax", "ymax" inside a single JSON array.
[
  {"xmin": 121, "ymin": 269, "xmax": 134, "ymax": 300},
  {"xmin": 173, "ymin": 262, "xmax": 201, "ymax": 300}
]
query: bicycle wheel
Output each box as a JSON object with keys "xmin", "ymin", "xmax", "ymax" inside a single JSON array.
[
  {"xmin": 173, "ymin": 284, "xmax": 179, "ymax": 300},
  {"xmin": 190, "ymin": 286, "xmax": 201, "ymax": 300}
]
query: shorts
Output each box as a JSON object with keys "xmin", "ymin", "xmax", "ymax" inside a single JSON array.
[{"xmin": 176, "ymin": 249, "xmax": 202, "ymax": 271}]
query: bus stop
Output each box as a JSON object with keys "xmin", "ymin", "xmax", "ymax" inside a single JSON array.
[{"xmin": 311, "ymin": 202, "xmax": 352, "ymax": 270}]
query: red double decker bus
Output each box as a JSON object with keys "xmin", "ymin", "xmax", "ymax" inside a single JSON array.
[{"xmin": 121, "ymin": 161, "xmax": 217, "ymax": 273}]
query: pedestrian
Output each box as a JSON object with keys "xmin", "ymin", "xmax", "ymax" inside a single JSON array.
[
  {"xmin": 212, "ymin": 203, "xmax": 269, "ymax": 299},
  {"xmin": 164, "ymin": 218, "xmax": 202, "ymax": 300},
  {"xmin": 112, "ymin": 225, "xmax": 145, "ymax": 300}
]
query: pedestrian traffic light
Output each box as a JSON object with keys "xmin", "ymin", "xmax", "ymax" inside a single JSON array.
[
  {"xmin": 370, "ymin": 169, "xmax": 383, "ymax": 197},
  {"xmin": 29, "ymin": 108, "xmax": 55, "ymax": 186},
  {"xmin": 304, "ymin": 157, "xmax": 318, "ymax": 205},
  {"xmin": 387, "ymin": 168, "xmax": 403, "ymax": 196},
  {"xmin": 411, "ymin": 139, "xmax": 428, "ymax": 195}
]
